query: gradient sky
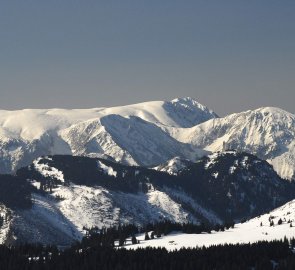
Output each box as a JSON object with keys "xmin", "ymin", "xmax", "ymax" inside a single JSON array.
[{"xmin": 0, "ymin": 1, "xmax": 294, "ymax": 116}]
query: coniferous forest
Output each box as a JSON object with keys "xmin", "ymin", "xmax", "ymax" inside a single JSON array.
[
  {"xmin": 0, "ymin": 221, "xmax": 295, "ymax": 270},
  {"xmin": 0, "ymin": 239, "xmax": 295, "ymax": 270}
]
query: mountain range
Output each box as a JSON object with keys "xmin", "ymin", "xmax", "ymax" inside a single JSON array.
[
  {"xmin": 165, "ymin": 106, "xmax": 295, "ymax": 181},
  {"xmin": 0, "ymin": 97, "xmax": 294, "ymax": 181},
  {"xmin": 0, "ymin": 97, "xmax": 215, "ymax": 173},
  {"xmin": 0, "ymin": 97, "xmax": 295, "ymax": 246},
  {"xmin": 0, "ymin": 151, "xmax": 293, "ymax": 245}
]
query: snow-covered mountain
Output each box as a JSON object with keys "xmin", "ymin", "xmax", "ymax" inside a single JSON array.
[
  {"xmin": 168, "ymin": 107, "xmax": 295, "ymax": 181},
  {"xmin": 0, "ymin": 151, "xmax": 291, "ymax": 245},
  {"xmin": 1, "ymin": 155, "xmax": 221, "ymax": 245},
  {"xmin": 1, "ymin": 97, "xmax": 295, "ymax": 183},
  {"xmin": 61, "ymin": 115, "xmax": 203, "ymax": 167},
  {"xmin": 25, "ymin": 152, "xmax": 292, "ymax": 222},
  {"xmin": 177, "ymin": 151, "xmax": 295, "ymax": 220},
  {"xmin": 155, "ymin": 151, "xmax": 295, "ymax": 218},
  {"xmin": 0, "ymin": 97, "xmax": 216, "ymax": 173}
]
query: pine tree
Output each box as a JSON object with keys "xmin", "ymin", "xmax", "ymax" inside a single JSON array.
[
  {"xmin": 131, "ymin": 234, "xmax": 137, "ymax": 245},
  {"xmin": 151, "ymin": 231, "xmax": 155, "ymax": 239},
  {"xmin": 144, "ymin": 232, "xmax": 150, "ymax": 240},
  {"xmin": 278, "ymin": 218, "xmax": 283, "ymax": 225},
  {"xmin": 119, "ymin": 234, "xmax": 125, "ymax": 246}
]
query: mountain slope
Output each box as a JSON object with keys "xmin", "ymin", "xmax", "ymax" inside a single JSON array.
[
  {"xmin": 161, "ymin": 97, "xmax": 218, "ymax": 127},
  {"xmin": 1, "ymin": 151, "xmax": 294, "ymax": 245},
  {"xmin": 61, "ymin": 115, "xmax": 204, "ymax": 167},
  {"xmin": 18, "ymin": 155, "xmax": 221, "ymax": 226},
  {"xmin": 20, "ymin": 152, "xmax": 294, "ymax": 222},
  {"xmin": 169, "ymin": 107, "xmax": 295, "ymax": 181},
  {"xmin": 125, "ymin": 199, "xmax": 295, "ymax": 251},
  {"xmin": 153, "ymin": 157, "xmax": 195, "ymax": 175},
  {"xmin": 0, "ymin": 97, "xmax": 216, "ymax": 173},
  {"xmin": 177, "ymin": 151, "xmax": 295, "ymax": 220}
]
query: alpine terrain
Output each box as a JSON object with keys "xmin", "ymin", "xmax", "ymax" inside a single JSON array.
[
  {"xmin": 0, "ymin": 97, "xmax": 215, "ymax": 174},
  {"xmin": 0, "ymin": 97, "xmax": 294, "ymax": 249},
  {"xmin": 0, "ymin": 151, "xmax": 294, "ymax": 245},
  {"xmin": 166, "ymin": 106, "xmax": 295, "ymax": 181}
]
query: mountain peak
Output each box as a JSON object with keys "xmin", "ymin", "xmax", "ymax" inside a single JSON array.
[
  {"xmin": 170, "ymin": 97, "xmax": 216, "ymax": 114},
  {"xmin": 171, "ymin": 96, "xmax": 196, "ymax": 103},
  {"xmin": 174, "ymin": 106, "xmax": 295, "ymax": 181},
  {"xmin": 161, "ymin": 97, "xmax": 218, "ymax": 128},
  {"xmin": 253, "ymin": 106, "xmax": 295, "ymax": 119}
]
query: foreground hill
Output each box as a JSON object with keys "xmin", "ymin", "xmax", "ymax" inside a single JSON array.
[
  {"xmin": 125, "ymin": 199, "xmax": 295, "ymax": 251},
  {"xmin": 0, "ymin": 151, "xmax": 292, "ymax": 245}
]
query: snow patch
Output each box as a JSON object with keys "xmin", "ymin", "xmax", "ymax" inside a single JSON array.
[
  {"xmin": 229, "ymin": 166, "xmax": 237, "ymax": 175},
  {"xmin": 97, "ymin": 161, "xmax": 117, "ymax": 177},
  {"xmin": 33, "ymin": 158, "xmax": 64, "ymax": 182},
  {"xmin": 153, "ymin": 157, "xmax": 191, "ymax": 175},
  {"xmin": 212, "ymin": 172, "xmax": 219, "ymax": 178}
]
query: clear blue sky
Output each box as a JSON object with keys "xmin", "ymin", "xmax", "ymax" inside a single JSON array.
[{"xmin": 0, "ymin": 0, "xmax": 294, "ymax": 115}]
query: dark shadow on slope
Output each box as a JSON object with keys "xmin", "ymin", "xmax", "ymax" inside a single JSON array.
[
  {"xmin": 162, "ymin": 98, "xmax": 218, "ymax": 128},
  {"xmin": 100, "ymin": 114, "xmax": 202, "ymax": 166}
]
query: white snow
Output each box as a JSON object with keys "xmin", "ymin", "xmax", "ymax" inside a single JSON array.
[
  {"xmin": 241, "ymin": 156, "xmax": 249, "ymax": 168},
  {"xmin": 153, "ymin": 157, "xmax": 191, "ymax": 175},
  {"xmin": 163, "ymin": 187, "xmax": 222, "ymax": 224},
  {"xmin": 0, "ymin": 97, "xmax": 213, "ymax": 173},
  {"xmin": 25, "ymin": 184, "xmax": 204, "ymax": 235},
  {"xmin": 97, "ymin": 161, "xmax": 117, "ymax": 177},
  {"xmin": 0, "ymin": 98, "xmax": 295, "ymax": 179},
  {"xmin": 1, "ymin": 98, "xmax": 294, "ymax": 181},
  {"xmin": 0, "ymin": 205, "xmax": 11, "ymax": 244},
  {"xmin": 212, "ymin": 172, "xmax": 219, "ymax": 178},
  {"xmin": 168, "ymin": 107, "xmax": 295, "ymax": 181},
  {"xmin": 30, "ymin": 193, "xmax": 80, "ymax": 239},
  {"xmin": 52, "ymin": 185, "xmax": 120, "ymax": 230},
  {"xmin": 0, "ymin": 97, "xmax": 214, "ymax": 141},
  {"xmin": 204, "ymin": 152, "xmax": 219, "ymax": 169},
  {"xmin": 147, "ymin": 190, "xmax": 193, "ymax": 223},
  {"xmin": 124, "ymin": 200, "xmax": 295, "ymax": 250},
  {"xmin": 229, "ymin": 166, "xmax": 236, "ymax": 175},
  {"xmin": 60, "ymin": 119, "xmax": 137, "ymax": 166},
  {"xmin": 33, "ymin": 157, "xmax": 65, "ymax": 182}
]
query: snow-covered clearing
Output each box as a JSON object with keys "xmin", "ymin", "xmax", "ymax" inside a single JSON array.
[
  {"xmin": 123, "ymin": 200, "xmax": 295, "ymax": 251},
  {"xmin": 33, "ymin": 158, "xmax": 65, "ymax": 182}
]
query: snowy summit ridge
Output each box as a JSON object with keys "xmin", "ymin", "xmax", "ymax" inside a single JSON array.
[
  {"xmin": 167, "ymin": 106, "xmax": 295, "ymax": 181},
  {"xmin": 0, "ymin": 97, "xmax": 215, "ymax": 173},
  {"xmin": 0, "ymin": 97, "xmax": 295, "ymax": 182}
]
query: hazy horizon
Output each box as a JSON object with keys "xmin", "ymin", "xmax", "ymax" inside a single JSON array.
[{"xmin": 0, "ymin": 1, "xmax": 294, "ymax": 116}]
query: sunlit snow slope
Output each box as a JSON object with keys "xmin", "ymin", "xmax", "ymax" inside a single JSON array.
[
  {"xmin": 0, "ymin": 97, "xmax": 215, "ymax": 173},
  {"xmin": 168, "ymin": 107, "xmax": 295, "ymax": 181},
  {"xmin": 1, "ymin": 98, "xmax": 294, "ymax": 181},
  {"xmin": 124, "ymin": 200, "xmax": 295, "ymax": 251}
]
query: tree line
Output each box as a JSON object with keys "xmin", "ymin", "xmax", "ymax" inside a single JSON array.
[
  {"xmin": 0, "ymin": 239, "xmax": 295, "ymax": 269},
  {"xmin": 81, "ymin": 220, "xmax": 235, "ymax": 248}
]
